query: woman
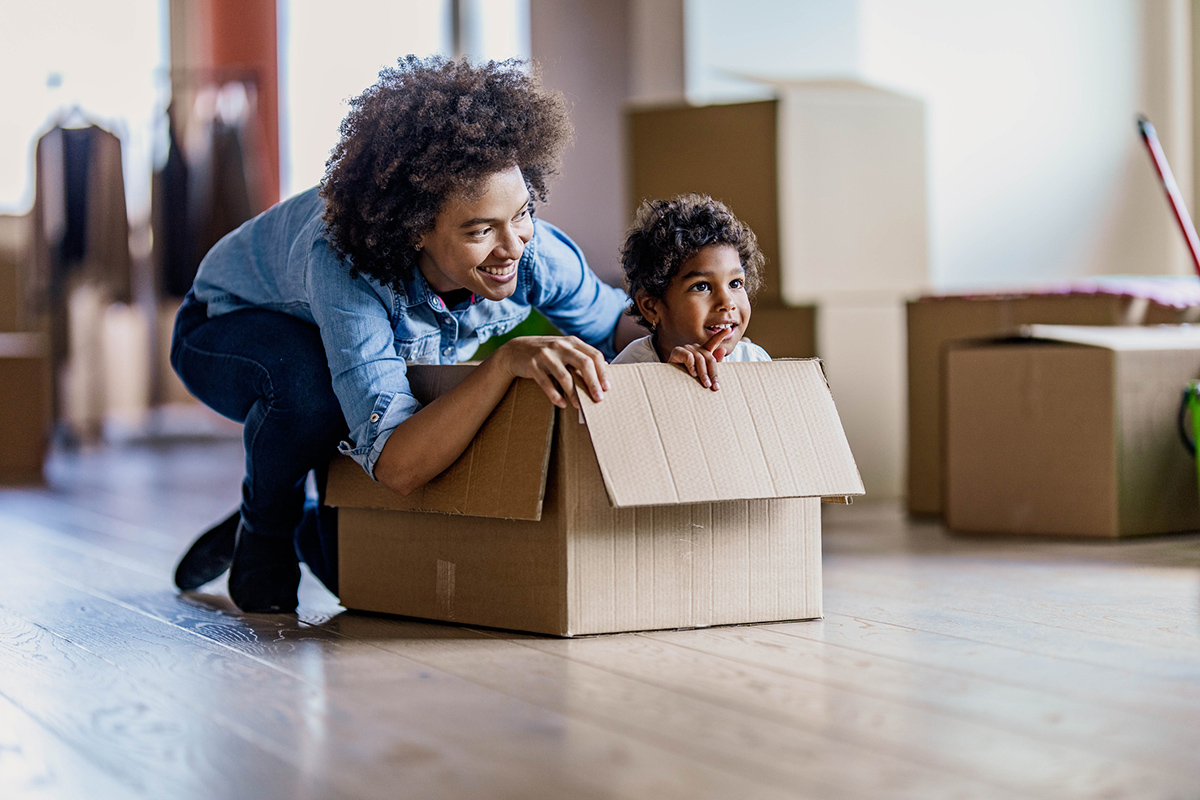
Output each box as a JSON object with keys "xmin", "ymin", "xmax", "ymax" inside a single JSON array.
[{"xmin": 170, "ymin": 56, "xmax": 630, "ymax": 613}]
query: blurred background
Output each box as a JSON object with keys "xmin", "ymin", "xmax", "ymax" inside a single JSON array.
[{"xmin": 1, "ymin": 0, "xmax": 1197, "ymax": 503}]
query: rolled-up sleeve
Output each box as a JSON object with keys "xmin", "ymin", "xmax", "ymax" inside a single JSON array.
[
  {"xmin": 306, "ymin": 240, "xmax": 420, "ymax": 479},
  {"xmin": 529, "ymin": 220, "xmax": 630, "ymax": 359}
]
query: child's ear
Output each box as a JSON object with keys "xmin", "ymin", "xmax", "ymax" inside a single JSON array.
[{"xmin": 635, "ymin": 292, "xmax": 661, "ymax": 328}]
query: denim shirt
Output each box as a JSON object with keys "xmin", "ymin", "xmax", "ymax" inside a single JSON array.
[{"xmin": 193, "ymin": 187, "xmax": 629, "ymax": 479}]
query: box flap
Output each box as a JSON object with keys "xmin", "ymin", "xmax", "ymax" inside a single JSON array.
[
  {"xmin": 326, "ymin": 376, "xmax": 555, "ymax": 521},
  {"xmin": 578, "ymin": 360, "xmax": 864, "ymax": 507},
  {"xmin": 1020, "ymin": 324, "xmax": 1200, "ymax": 351}
]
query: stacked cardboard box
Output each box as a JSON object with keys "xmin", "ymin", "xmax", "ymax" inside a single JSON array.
[
  {"xmin": 629, "ymin": 86, "xmax": 926, "ymax": 497},
  {"xmin": 627, "ymin": 99, "xmax": 816, "ymax": 358},
  {"xmin": 328, "ymin": 360, "xmax": 863, "ymax": 636},
  {"xmin": 0, "ymin": 333, "xmax": 50, "ymax": 484},
  {"xmin": 907, "ymin": 289, "xmax": 1200, "ymax": 517},
  {"xmin": 945, "ymin": 325, "xmax": 1200, "ymax": 537}
]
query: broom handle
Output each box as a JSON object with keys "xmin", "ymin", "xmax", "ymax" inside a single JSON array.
[{"xmin": 1138, "ymin": 115, "xmax": 1200, "ymax": 277}]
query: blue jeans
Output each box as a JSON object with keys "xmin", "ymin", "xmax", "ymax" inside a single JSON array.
[{"xmin": 171, "ymin": 292, "xmax": 340, "ymax": 594}]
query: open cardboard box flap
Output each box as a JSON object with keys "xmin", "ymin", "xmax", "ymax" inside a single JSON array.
[
  {"xmin": 328, "ymin": 359, "xmax": 864, "ymax": 520},
  {"xmin": 1019, "ymin": 324, "xmax": 1200, "ymax": 350},
  {"xmin": 326, "ymin": 367, "xmax": 556, "ymax": 521},
  {"xmin": 580, "ymin": 359, "xmax": 864, "ymax": 507}
]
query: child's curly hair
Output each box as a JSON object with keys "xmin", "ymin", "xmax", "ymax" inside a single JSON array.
[
  {"xmin": 621, "ymin": 194, "xmax": 764, "ymax": 329},
  {"xmin": 320, "ymin": 55, "xmax": 572, "ymax": 291}
]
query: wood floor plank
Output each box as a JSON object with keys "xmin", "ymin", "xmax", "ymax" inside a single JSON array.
[
  {"xmin": 5, "ymin": 444, "xmax": 1200, "ymax": 800},
  {"xmin": 0, "ymin": 605, "xmax": 343, "ymax": 800},
  {"xmin": 824, "ymin": 554, "xmax": 1200, "ymax": 653},
  {"xmin": 820, "ymin": 587, "xmax": 1200, "ymax": 706},
  {"xmin": 643, "ymin": 623, "xmax": 1200, "ymax": 778},
  {"xmin": 505, "ymin": 627, "xmax": 1184, "ymax": 800},
  {"xmin": 0, "ymin": 687, "xmax": 142, "ymax": 800},
  {"xmin": 0, "ymin": 519, "xmax": 809, "ymax": 800},
  {"xmin": 313, "ymin": 611, "xmax": 1021, "ymax": 800},
  {"xmin": 812, "ymin": 605, "xmax": 1200, "ymax": 717}
]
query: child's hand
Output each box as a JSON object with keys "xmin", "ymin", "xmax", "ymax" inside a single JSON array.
[{"xmin": 667, "ymin": 329, "xmax": 731, "ymax": 391}]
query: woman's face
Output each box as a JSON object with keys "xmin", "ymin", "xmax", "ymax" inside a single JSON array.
[{"xmin": 416, "ymin": 165, "xmax": 534, "ymax": 301}]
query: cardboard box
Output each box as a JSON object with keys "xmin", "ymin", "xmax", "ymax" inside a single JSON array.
[
  {"xmin": 628, "ymin": 101, "xmax": 782, "ymax": 304},
  {"xmin": 0, "ymin": 333, "xmax": 50, "ymax": 484},
  {"xmin": 774, "ymin": 80, "xmax": 927, "ymax": 304},
  {"xmin": 945, "ymin": 325, "xmax": 1200, "ymax": 537},
  {"xmin": 0, "ymin": 214, "xmax": 28, "ymax": 333},
  {"xmin": 327, "ymin": 360, "xmax": 864, "ymax": 636},
  {"xmin": 745, "ymin": 304, "xmax": 817, "ymax": 359},
  {"xmin": 906, "ymin": 292, "xmax": 1200, "ymax": 517}
]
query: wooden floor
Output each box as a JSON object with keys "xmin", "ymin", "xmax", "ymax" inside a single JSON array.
[{"xmin": 1, "ymin": 436, "xmax": 1199, "ymax": 800}]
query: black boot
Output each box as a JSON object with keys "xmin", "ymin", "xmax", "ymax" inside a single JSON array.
[
  {"xmin": 228, "ymin": 523, "xmax": 301, "ymax": 614},
  {"xmin": 174, "ymin": 510, "xmax": 240, "ymax": 591}
]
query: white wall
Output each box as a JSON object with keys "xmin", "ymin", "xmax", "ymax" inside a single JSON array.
[
  {"xmin": 0, "ymin": 0, "xmax": 167, "ymax": 221},
  {"xmin": 278, "ymin": 0, "xmax": 530, "ymax": 201},
  {"xmin": 629, "ymin": 0, "xmax": 686, "ymax": 106},
  {"xmin": 530, "ymin": 0, "xmax": 631, "ymax": 284},
  {"xmin": 858, "ymin": 0, "xmax": 1193, "ymax": 290},
  {"xmin": 685, "ymin": 0, "xmax": 859, "ymax": 104},
  {"xmin": 279, "ymin": 0, "xmax": 450, "ymax": 199}
]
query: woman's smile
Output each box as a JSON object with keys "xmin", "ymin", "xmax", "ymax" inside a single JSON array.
[{"xmin": 416, "ymin": 165, "xmax": 533, "ymax": 300}]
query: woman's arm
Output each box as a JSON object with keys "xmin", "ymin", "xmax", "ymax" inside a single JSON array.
[{"xmin": 373, "ymin": 335, "xmax": 609, "ymax": 496}]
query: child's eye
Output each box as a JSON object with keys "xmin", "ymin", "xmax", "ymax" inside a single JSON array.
[
  {"xmin": 730, "ymin": 278, "xmax": 744, "ymax": 289},
  {"xmin": 689, "ymin": 281, "xmax": 709, "ymax": 292}
]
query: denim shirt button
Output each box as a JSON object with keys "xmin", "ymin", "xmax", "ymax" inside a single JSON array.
[
  {"xmin": 442, "ymin": 346, "xmax": 454, "ymax": 356},
  {"xmin": 369, "ymin": 413, "xmax": 380, "ymax": 423}
]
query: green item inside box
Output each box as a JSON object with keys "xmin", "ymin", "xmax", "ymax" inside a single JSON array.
[{"xmin": 471, "ymin": 310, "xmax": 561, "ymax": 360}]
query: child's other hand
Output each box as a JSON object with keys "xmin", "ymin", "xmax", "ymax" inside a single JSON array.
[{"xmin": 667, "ymin": 329, "xmax": 731, "ymax": 391}]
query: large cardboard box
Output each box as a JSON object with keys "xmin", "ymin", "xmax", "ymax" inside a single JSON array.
[
  {"xmin": 0, "ymin": 214, "xmax": 28, "ymax": 333},
  {"xmin": 628, "ymin": 101, "xmax": 782, "ymax": 304},
  {"xmin": 0, "ymin": 333, "xmax": 50, "ymax": 484},
  {"xmin": 907, "ymin": 291, "xmax": 1200, "ymax": 517},
  {"xmin": 774, "ymin": 81, "xmax": 927, "ymax": 305},
  {"xmin": 945, "ymin": 325, "xmax": 1200, "ymax": 537},
  {"xmin": 744, "ymin": 304, "xmax": 817, "ymax": 359},
  {"xmin": 328, "ymin": 360, "xmax": 864, "ymax": 636}
]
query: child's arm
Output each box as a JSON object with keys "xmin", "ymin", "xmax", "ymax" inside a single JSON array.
[{"xmin": 666, "ymin": 329, "xmax": 732, "ymax": 391}]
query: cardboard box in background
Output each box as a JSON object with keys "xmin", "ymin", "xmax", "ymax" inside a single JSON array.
[
  {"xmin": 745, "ymin": 305, "xmax": 816, "ymax": 359},
  {"xmin": 945, "ymin": 325, "xmax": 1200, "ymax": 537},
  {"xmin": 155, "ymin": 298, "xmax": 199, "ymax": 406},
  {"xmin": 328, "ymin": 360, "xmax": 864, "ymax": 637},
  {"xmin": 774, "ymin": 81, "xmax": 927, "ymax": 305},
  {"xmin": 628, "ymin": 100, "xmax": 782, "ymax": 305},
  {"xmin": 906, "ymin": 292, "xmax": 1200, "ymax": 517},
  {"xmin": 0, "ymin": 333, "xmax": 50, "ymax": 484},
  {"xmin": 0, "ymin": 214, "xmax": 29, "ymax": 333}
]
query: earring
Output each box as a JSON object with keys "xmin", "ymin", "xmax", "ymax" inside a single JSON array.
[{"xmin": 414, "ymin": 243, "xmax": 423, "ymax": 252}]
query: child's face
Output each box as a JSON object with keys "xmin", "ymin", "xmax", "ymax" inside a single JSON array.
[{"xmin": 637, "ymin": 244, "xmax": 751, "ymax": 360}]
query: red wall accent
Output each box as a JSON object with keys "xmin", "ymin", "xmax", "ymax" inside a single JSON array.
[{"xmin": 208, "ymin": 0, "xmax": 279, "ymax": 207}]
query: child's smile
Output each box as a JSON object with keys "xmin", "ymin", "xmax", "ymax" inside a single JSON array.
[{"xmin": 637, "ymin": 244, "xmax": 752, "ymax": 362}]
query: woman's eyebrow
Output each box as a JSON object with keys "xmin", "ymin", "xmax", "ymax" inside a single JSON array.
[{"xmin": 459, "ymin": 198, "xmax": 530, "ymax": 228}]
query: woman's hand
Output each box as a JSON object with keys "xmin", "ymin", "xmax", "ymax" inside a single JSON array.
[
  {"xmin": 495, "ymin": 336, "xmax": 611, "ymax": 409},
  {"xmin": 668, "ymin": 329, "xmax": 731, "ymax": 391}
]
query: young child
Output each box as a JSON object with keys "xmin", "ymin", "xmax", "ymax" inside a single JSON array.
[{"xmin": 613, "ymin": 194, "xmax": 770, "ymax": 388}]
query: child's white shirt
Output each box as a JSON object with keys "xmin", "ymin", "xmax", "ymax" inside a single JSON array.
[{"xmin": 611, "ymin": 335, "xmax": 772, "ymax": 364}]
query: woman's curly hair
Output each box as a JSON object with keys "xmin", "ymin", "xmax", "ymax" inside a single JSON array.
[
  {"xmin": 620, "ymin": 194, "xmax": 764, "ymax": 329},
  {"xmin": 320, "ymin": 55, "xmax": 572, "ymax": 291}
]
